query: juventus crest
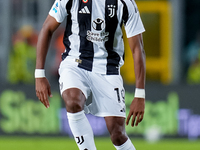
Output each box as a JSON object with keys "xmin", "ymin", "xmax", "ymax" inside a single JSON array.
[{"xmin": 108, "ymin": 5, "xmax": 116, "ymax": 18}]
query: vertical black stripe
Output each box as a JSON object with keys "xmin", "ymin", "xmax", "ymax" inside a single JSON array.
[
  {"xmin": 121, "ymin": 0, "xmax": 129, "ymax": 26},
  {"xmin": 62, "ymin": 0, "xmax": 73, "ymax": 60},
  {"xmin": 78, "ymin": 0, "xmax": 94, "ymax": 71},
  {"xmin": 120, "ymin": 0, "xmax": 129, "ymax": 63},
  {"xmin": 105, "ymin": 0, "xmax": 120, "ymax": 75}
]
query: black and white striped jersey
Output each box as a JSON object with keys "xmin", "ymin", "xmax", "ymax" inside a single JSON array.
[{"xmin": 49, "ymin": 0, "xmax": 145, "ymax": 75}]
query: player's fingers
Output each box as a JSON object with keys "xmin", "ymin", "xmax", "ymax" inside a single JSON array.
[
  {"xmin": 48, "ymin": 86, "xmax": 52, "ymax": 98},
  {"xmin": 43, "ymin": 90, "xmax": 50, "ymax": 108},
  {"xmin": 38, "ymin": 91, "xmax": 45, "ymax": 105},
  {"xmin": 43, "ymin": 93, "xmax": 48, "ymax": 108},
  {"xmin": 36, "ymin": 91, "xmax": 43, "ymax": 102},
  {"xmin": 36, "ymin": 91, "xmax": 40, "ymax": 99},
  {"xmin": 126, "ymin": 112, "xmax": 132, "ymax": 125},
  {"xmin": 44, "ymin": 99, "xmax": 49, "ymax": 108},
  {"xmin": 135, "ymin": 113, "xmax": 141, "ymax": 126},
  {"xmin": 139, "ymin": 113, "xmax": 144, "ymax": 122},
  {"xmin": 131, "ymin": 112, "xmax": 136, "ymax": 127},
  {"xmin": 40, "ymin": 91, "xmax": 48, "ymax": 108}
]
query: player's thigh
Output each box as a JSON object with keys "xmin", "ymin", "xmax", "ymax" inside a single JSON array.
[
  {"xmin": 58, "ymin": 57, "xmax": 90, "ymax": 100},
  {"xmin": 59, "ymin": 63, "xmax": 90, "ymax": 112}
]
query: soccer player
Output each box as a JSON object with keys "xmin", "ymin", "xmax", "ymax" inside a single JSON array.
[{"xmin": 35, "ymin": 0, "xmax": 146, "ymax": 149}]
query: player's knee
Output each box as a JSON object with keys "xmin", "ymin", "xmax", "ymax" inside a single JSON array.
[
  {"xmin": 66, "ymin": 100, "xmax": 83, "ymax": 113},
  {"xmin": 62, "ymin": 89, "xmax": 85, "ymax": 113},
  {"xmin": 110, "ymin": 131, "xmax": 127, "ymax": 146}
]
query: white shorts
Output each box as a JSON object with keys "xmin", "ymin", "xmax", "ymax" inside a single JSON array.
[{"xmin": 58, "ymin": 57, "xmax": 126, "ymax": 118}]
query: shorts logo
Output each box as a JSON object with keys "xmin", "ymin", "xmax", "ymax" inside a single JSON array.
[
  {"xmin": 82, "ymin": 0, "xmax": 88, "ymax": 3},
  {"xmin": 120, "ymin": 107, "xmax": 125, "ymax": 113}
]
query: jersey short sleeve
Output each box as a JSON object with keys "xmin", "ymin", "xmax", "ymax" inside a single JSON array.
[
  {"xmin": 49, "ymin": 0, "xmax": 68, "ymax": 23},
  {"xmin": 124, "ymin": 0, "xmax": 145, "ymax": 38}
]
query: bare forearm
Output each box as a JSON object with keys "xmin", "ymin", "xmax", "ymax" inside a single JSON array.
[
  {"xmin": 36, "ymin": 15, "xmax": 60, "ymax": 69},
  {"xmin": 128, "ymin": 34, "xmax": 146, "ymax": 89},
  {"xmin": 36, "ymin": 27, "xmax": 53, "ymax": 69},
  {"xmin": 133, "ymin": 47, "xmax": 146, "ymax": 89}
]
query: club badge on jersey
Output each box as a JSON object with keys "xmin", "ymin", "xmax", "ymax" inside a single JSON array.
[{"xmin": 108, "ymin": 5, "xmax": 116, "ymax": 18}]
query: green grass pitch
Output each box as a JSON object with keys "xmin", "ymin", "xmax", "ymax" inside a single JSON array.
[{"xmin": 0, "ymin": 137, "xmax": 200, "ymax": 150}]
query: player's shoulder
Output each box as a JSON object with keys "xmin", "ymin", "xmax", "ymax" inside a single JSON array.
[
  {"xmin": 53, "ymin": 0, "xmax": 72, "ymax": 10},
  {"xmin": 120, "ymin": 0, "xmax": 136, "ymax": 8},
  {"xmin": 121, "ymin": 0, "xmax": 135, "ymax": 4},
  {"xmin": 55, "ymin": 0, "xmax": 70, "ymax": 5},
  {"xmin": 121, "ymin": 0, "xmax": 138, "ymax": 13}
]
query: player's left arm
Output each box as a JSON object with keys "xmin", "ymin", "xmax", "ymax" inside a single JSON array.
[{"xmin": 126, "ymin": 33, "xmax": 146, "ymax": 127}]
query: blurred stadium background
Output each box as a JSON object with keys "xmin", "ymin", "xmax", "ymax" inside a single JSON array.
[{"xmin": 0, "ymin": 0, "xmax": 200, "ymax": 149}]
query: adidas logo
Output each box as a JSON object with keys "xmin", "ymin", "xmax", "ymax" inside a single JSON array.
[{"xmin": 79, "ymin": 6, "xmax": 90, "ymax": 14}]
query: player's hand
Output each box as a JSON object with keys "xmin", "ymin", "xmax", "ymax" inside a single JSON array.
[
  {"xmin": 35, "ymin": 78, "xmax": 52, "ymax": 108},
  {"xmin": 126, "ymin": 98, "xmax": 145, "ymax": 127}
]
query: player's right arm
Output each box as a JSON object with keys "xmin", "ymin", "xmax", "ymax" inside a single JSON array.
[{"xmin": 35, "ymin": 15, "xmax": 60, "ymax": 108}]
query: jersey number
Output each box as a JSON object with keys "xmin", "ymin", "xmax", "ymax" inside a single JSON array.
[{"xmin": 114, "ymin": 88, "xmax": 125, "ymax": 103}]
